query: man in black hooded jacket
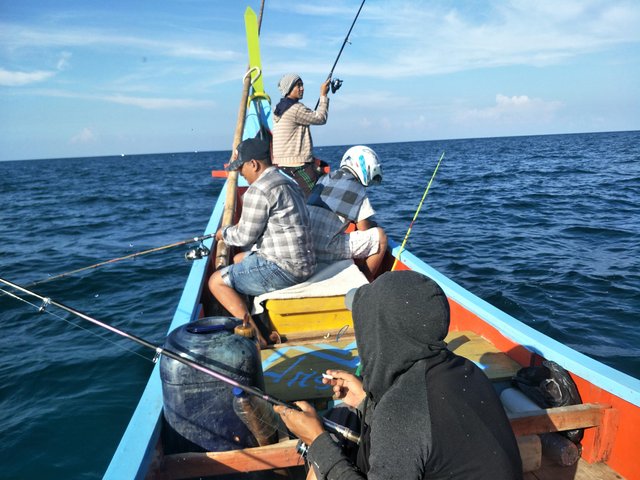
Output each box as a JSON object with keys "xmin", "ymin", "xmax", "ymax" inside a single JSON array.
[{"xmin": 275, "ymin": 270, "xmax": 522, "ymax": 480}]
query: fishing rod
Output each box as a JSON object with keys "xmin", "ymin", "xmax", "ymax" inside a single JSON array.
[
  {"xmin": 314, "ymin": 0, "xmax": 366, "ymax": 109},
  {"xmin": 0, "ymin": 276, "xmax": 360, "ymax": 445},
  {"xmin": 391, "ymin": 151, "xmax": 445, "ymax": 271},
  {"xmin": 27, "ymin": 233, "xmax": 214, "ymax": 287}
]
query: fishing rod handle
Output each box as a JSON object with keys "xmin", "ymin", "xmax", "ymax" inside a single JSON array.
[{"xmin": 322, "ymin": 418, "xmax": 361, "ymax": 444}]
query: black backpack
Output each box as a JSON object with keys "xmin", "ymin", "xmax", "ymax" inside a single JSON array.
[{"xmin": 512, "ymin": 360, "xmax": 584, "ymax": 443}]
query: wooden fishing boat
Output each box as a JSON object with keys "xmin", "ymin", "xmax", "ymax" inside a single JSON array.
[
  {"xmin": 103, "ymin": 158, "xmax": 640, "ymax": 480},
  {"xmin": 104, "ymin": 8, "xmax": 639, "ymax": 480}
]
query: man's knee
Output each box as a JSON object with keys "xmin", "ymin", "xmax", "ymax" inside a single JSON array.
[
  {"xmin": 208, "ymin": 270, "xmax": 223, "ymax": 293},
  {"xmin": 376, "ymin": 227, "xmax": 387, "ymax": 250}
]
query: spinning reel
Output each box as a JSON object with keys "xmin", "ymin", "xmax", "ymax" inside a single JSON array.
[
  {"xmin": 330, "ymin": 78, "xmax": 343, "ymax": 94},
  {"xmin": 184, "ymin": 243, "xmax": 210, "ymax": 261}
]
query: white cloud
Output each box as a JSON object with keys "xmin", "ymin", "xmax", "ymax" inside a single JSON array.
[
  {"xmin": 347, "ymin": 0, "xmax": 640, "ymax": 78},
  {"xmin": 0, "ymin": 68, "xmax": 56, "ymax": 86},
  {"xmin": 0, "ymin": 22, "xmax": 240, "ymax": 62},
  {"xmin": 103, "ymin": 94, "xmax": 213, "ymax": 109},
  {"xmin": 456, "ymin": 94, "xmax": 563, "ymax": 124},
  {"xmin": 70, "ymin": 127, "xmax": 96, "ymax": 144},
  {"xmin": 0, "ymin": 52, "xmax": 70, "ymax": 86}
]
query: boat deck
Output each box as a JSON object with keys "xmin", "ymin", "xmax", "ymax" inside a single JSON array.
[
  {"xmin": 254, "ymin": 330, "xmax": 624, "ymax": 480},
  {"xmin": 260, "ymin": 329, "xmax": 522, "ymax": 401},
  {"xmin": 525, "ymin": 457, "xmax": 625, "ymax": 480},
  {"xmin": 152, "ymin": 324, "xmax": 626, "ymax": 480}
]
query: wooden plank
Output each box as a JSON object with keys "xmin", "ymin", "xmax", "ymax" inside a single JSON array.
[
  {"xmin": 259, "ymin": 330, "xmax": 520, "ymax": 403},
  {"xmin": 524, "ymin": 456, "xmax": 626, "ymax": 480},
  {"xmin": 518, "ymin": 435, "xmax": 542, "ymax": 473},
  {"xmin": 445, "ymin": 330, "xmax": 522, "ymax": 381},
  {"xmin": 509, "ymin": 403, "xmax": 610, "ymax": 437},
  {"xmin": 161, "ymin": 439, "xmax": 303, "ymax": 479},
  {"xmin": 260, "ymin": 339, "xmax": 359, "ymax": 401}
]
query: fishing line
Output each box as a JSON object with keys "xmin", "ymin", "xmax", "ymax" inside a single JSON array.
[
  {"xmin": 0, "ymin": 287, "xmax": 154, "ymax": 363},
  {"xmin": 392, "ymin": 151, "xmax": 445, "ymax": 271},
  {"xmin": 0, "ymin": 277, "xmax": 360, "ymax": 444},
  {"xmin": 314, "ymin": 0, "xmax": 366, "ymax": 109},
  {"xmin": 26, "ymin": 233, "xmax": 213, "ymax": 288}
]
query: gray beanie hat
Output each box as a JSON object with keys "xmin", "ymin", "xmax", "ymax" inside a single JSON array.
[{"xmin": 278, "ymin": 73, "xmax": 301, "ymax": 96}]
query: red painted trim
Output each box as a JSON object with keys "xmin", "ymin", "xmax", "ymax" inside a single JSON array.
[{"xmin": 449, "ymin": 298, "xmax": 640, "ymax": 480}]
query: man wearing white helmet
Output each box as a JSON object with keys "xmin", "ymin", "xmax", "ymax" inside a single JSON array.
[
  {"xmin": 272, "ymin": 73, "xmax": 331, "ymax": 195},
  {"xmin": 306, "ymin": 146, "xmax": 387, "ymax": 280}
]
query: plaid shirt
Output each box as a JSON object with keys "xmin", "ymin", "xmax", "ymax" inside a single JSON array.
[
  {"xmin": 307, "ymin": 169, "xmax": 375, "ymax": 256},
  {"xmin": 272, "ymin": 97, "xmax": 329, "ymax": 166},
  {"xmin": 222, "ymin": 167, "xmax": 315, "ymax": 279}
]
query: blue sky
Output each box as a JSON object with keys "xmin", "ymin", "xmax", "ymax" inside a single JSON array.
[{"xmin": 1, "ymin": 0, "xmax": 639, "ymax": 161}]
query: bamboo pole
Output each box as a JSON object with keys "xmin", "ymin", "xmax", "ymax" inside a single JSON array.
[{"xmin": 215, "ymin": 2, "xmax": 266, "ymax": 270}]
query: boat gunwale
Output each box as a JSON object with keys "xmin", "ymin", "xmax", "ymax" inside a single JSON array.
[
  {"xmin": 391, "ymin": 240, "xmax": 640, "ymax": 408},
  {"xmin": 103, "ymin": 182, "xmax": 228, "ymax": 479}
]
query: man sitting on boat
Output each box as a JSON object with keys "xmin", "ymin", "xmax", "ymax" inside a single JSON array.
[
  {"xmin": 275, "ymin": 271, "xmax": 523, "ymax": 479},
  {"xmin": 208, "ymin": 137, "xmax": 316, "ymax": 347},
  {"xmin": 307, "ymin": 146, "xmax": 387, "ymax": 281},
  {"xmin": 272, "ymin": 73, "xmax": 331, "ymax": 196}
]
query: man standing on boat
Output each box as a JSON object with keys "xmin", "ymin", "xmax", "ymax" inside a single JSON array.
[
  {"xmin": 307, "ymin": 146, "xmax": 387, "ymax": 280},
  {"xmin": 272, "ymin": 74, "xmax": 331, "ymax": 196},
  {"xmin": 208, "ymin": 137, "xmax": 316, "ymax": 347},
  {"xmin": 275, "ymin": 271, "xmax": 523, "ymax": 479}
]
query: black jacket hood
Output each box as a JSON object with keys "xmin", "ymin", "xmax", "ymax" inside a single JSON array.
[{"xmin": 352, "ymin": 271, "xmax": 450, "ymax": 402}]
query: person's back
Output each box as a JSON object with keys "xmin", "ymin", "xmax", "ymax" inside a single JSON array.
[
  {"xmin": 356, "ymin": 271, "xmax": 521, "ymax": 479},
  {"xmin": 242, "ymin": 166, "xmax": 315, "ymax": 277},
  {"xmin": 307, "ymin": 169, "xmax": 371, "ymax": 258},
  {"xmin": 369, "ymin": 351, "xmax": 522, "ymax": 479},
  {"xmin": 274, "ymin": 270, "xmax": 522, "ymax": 480},
  {"xmin": 272, "ymin": 73, "xmax": 330, "ymax": 195},
  {"xmin": 306, "ymin": 146, "xmax": 387, "ymax": 279},
  {"xmin": 208, "ymin": 138, "xmax": 315, "ymax": 347}
]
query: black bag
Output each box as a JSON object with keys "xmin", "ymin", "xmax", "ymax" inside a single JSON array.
[{"xmin": 512, "ymin": 360, "xmax": 584, "ymax": 443}]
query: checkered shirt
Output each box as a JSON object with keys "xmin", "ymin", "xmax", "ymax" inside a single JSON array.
[
  {"xmin": 307, "ymin": 169, "xmax": 375, "ymax": 256},
  {"xmin": 222, "ymin": 167, "xmax": 316, "ymax": 279}
]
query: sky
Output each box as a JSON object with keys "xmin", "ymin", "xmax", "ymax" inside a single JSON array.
[{"xmin": 1, "ymin": 0, "xmax": 639, "ymax": 161}]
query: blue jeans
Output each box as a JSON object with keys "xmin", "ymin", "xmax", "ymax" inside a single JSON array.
[{"xmin": 220, "ymin": 251, "xmax": 300, "ymax": 296}]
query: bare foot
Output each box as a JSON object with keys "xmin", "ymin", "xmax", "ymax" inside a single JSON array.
[{"xmin": 269, "ymin": 331, "xmax": 282, "ymax": 344}]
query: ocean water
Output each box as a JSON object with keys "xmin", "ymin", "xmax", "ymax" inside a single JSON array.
[{"xmin": 1, "ymin": 131, "xmax": 639, "ymax": 479}]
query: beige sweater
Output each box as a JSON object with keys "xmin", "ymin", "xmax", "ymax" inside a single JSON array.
[{"xmin": 272, "ymin": 96, "xmax": 329, "ymax": 166}]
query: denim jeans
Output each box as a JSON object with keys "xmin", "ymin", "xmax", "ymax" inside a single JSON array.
[{"xmin": 220, "ymin": 251, "xmax": 300, "ymax": 296}]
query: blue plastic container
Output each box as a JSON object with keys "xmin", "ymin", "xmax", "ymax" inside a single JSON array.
[{"xmin": 160, "ymin": 316, "xmax": 264, "ymax": 454}]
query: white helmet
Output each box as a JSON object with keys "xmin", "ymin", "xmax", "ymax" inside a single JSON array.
[{"xmin": 340, "ymin": 146, "xmax": 382, "ymax": 186}]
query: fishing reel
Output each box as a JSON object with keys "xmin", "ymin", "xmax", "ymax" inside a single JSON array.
[
  {"xmin": 330, "ymin": 78, "xmax": 343, "ymax": 94},
  {"xmin": 184, "ymin": 243, "xmax": 210, "ymax": 261}
]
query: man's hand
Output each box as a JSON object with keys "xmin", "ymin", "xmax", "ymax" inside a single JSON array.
[
  {"xmin": 320, "ymin": 79, "xmax": 330, "ymax": 97},
  {"xmin": 323, "ymin": 369, "xmax": 366, "ymax": 408},
  {"xmin": 274, "ymin": 401, "xmax": 325, "ymax": 446}
]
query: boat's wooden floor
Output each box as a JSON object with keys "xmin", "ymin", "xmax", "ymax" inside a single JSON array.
[
  {"xmin": 159, "ymin": 330, "xmax": 624, "ymax": 479},
  {"xmin": 260, "ymin": 329, "xmax": 522, "ymax": 401},
  {"xmin": 524, "ymin": 456, "xmax": 625, "ymax": 480},
  {"xmin": 252, "ymin": 330, "xmax": 624, "ymax": 480}
]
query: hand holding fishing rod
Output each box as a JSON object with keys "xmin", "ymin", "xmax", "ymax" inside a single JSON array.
[{"xmin": 275, "ymin": 368, "xmax": 364, "ymax": 448}]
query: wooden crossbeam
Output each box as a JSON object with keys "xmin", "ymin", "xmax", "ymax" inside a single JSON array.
[
  {"xmin": 160, "ymin": 403, "xmax": 617, "ymax": 479},
  {"xmin": 161, "ymin": 439, "xmax": 303, "ymax": 479},
  {"xmin": 508, "ymin": 403, "xmax": 610, "ymax": 436}
]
